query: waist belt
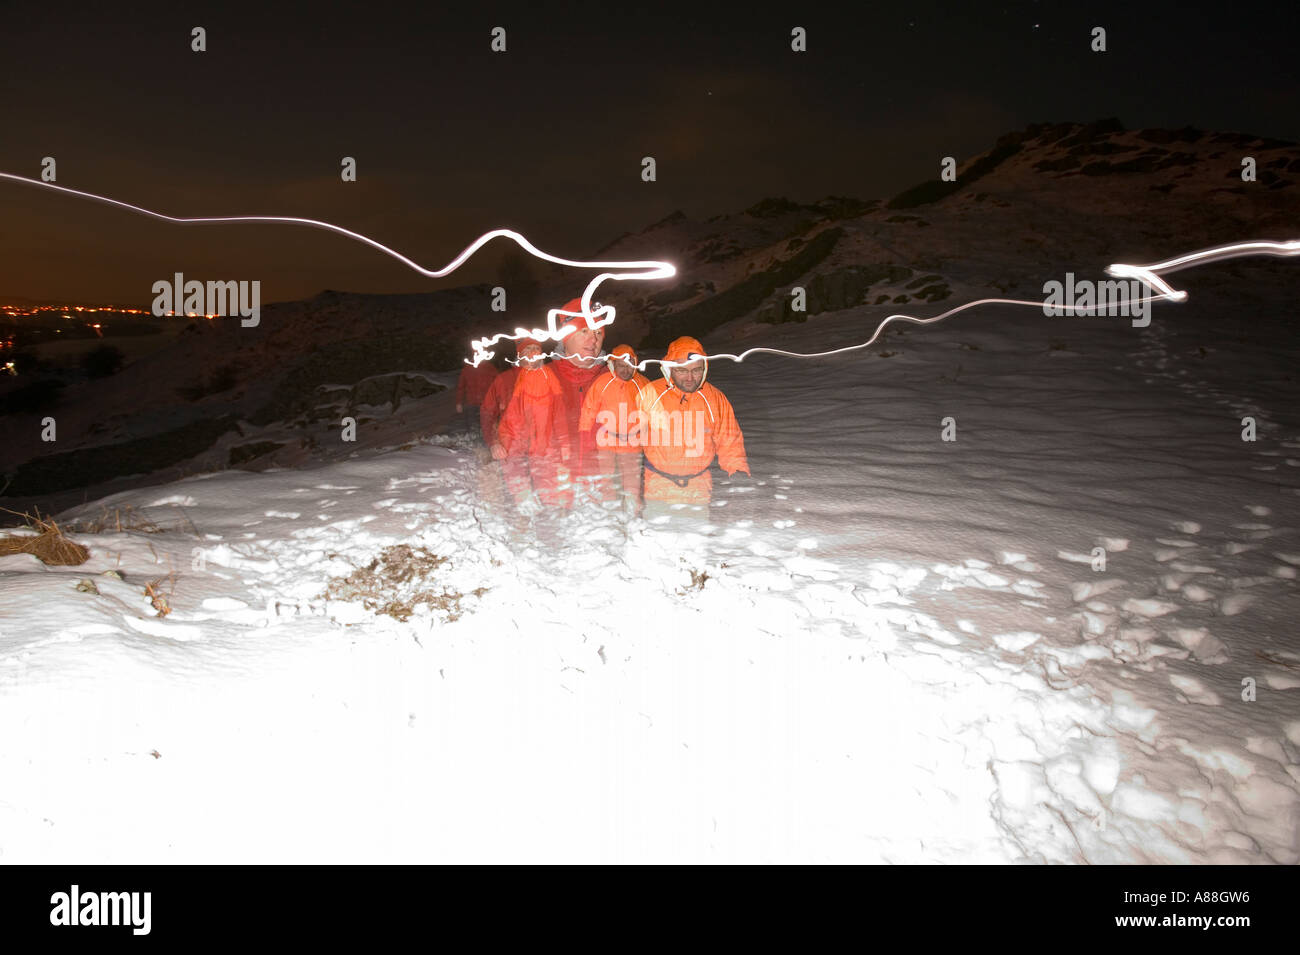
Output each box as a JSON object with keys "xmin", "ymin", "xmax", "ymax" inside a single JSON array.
[{"xmin": 644, "ymin": 456, "xmax": 713, "ymax": 488}]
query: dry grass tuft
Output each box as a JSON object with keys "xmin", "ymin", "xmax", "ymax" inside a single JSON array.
[
  {"xmin": 677, "ymin": 566, "xmax": 711, "ymax": 595},
  {"xmin": 0, "ymin": 509, "xmax": 91, "ymax": 566},
  {"xmin": 320, "ymin": 544, "xmax": 485, "ymax": 623},
  {"xmin": 145, "ymin": 578, "xmax": 172, "ymax": 617},
  {"xmin": 65, "ymin": 504, "xmax": 168, "ymax": 535}
]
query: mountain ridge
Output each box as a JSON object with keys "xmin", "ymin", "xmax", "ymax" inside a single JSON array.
[{"xmin": 3, "ymin": 118, "xmax": 1297, "ymax": 515}]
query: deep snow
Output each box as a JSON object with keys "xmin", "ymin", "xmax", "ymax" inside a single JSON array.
[{"xmin": 2, "ymin": 272, "xmax": 1298, "ymax": 863}]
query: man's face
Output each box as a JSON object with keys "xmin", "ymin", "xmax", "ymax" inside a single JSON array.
[
  {"xmin": 519, "ymin": 344, "xmax": 544, "ymax": 367},
  {"xmin": 670, "ymin": 359, "xmax": 705, "ymax": 393},
  {"xmin": 565, "ymin": 324, "xmax": 605, "ymax": 369},
  {"xmin": 611, "ymin": 357, "xmax": 636, "ymax": 381}
]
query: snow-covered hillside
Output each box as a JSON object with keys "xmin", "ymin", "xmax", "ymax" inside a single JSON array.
[{"xmin": 2, "ymin": 260, "xmax": 1297, "ymax": 863}]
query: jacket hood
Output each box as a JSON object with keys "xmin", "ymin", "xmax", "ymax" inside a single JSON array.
[{"xmin": 662, "ymin": 336, "xmax": 708, "ymax": 389}]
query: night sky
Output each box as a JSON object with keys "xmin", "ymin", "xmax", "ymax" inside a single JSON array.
[{"xmin": 1, "ymin": 0, "xmax": 1295, "ymax": 305}]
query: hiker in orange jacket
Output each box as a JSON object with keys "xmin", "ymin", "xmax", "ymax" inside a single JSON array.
[
  {"xmin": 635, "ymin": 336, "xmax": 748, "ymax": 521},
  {"xmin": 549, "ymin": 297, "xmax": 607, "ymax": 501},
  {"xmin": 492, "ymin": 339, "xmax": 573, "ymax": 510},
  {"xmin": 579, "ymin": 344, "xmax": 650, "ymax": 516},
  {"xmin": 455, "ymin": 359, "xmax": 499, "ymax": 439}
]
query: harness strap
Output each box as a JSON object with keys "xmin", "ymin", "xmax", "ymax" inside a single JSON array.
[{"xmin": 643, "ymin": 456, "xmax": 713, "ymax": 488}]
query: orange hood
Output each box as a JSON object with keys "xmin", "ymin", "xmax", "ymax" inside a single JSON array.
[
  {"xmin": 609, "ymin": 343, "xmax": 637, "ymax": 373},
  {"xmin": 662, "ymin": 336, "xmax": 708, "ymax": 388}
]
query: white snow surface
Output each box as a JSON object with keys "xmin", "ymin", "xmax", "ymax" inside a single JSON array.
[{"xmin": 2, "ymin": 296, "xmax": 1299, "ymax": 863}]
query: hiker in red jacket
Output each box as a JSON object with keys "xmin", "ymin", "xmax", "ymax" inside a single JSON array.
[
  {"xmin": 548, "ymin": 297, "xmax": 607, "ymax": 503},
  {"xmin": 474, "ymin": 342, "xmax": 521, "ymax": 508},
  {"xmin": 455, "ymin": 359, "xmax": 499, "ymax": 440},
  {"xmin": 479, "ymin": 345, "xmax": 521, "ymax": 448},
  {"xmin": 492, "ymin": 339, "xmax": 573, "ymax": 510}
]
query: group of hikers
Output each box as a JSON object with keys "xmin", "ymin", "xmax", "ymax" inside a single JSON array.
[{"xmin": 455, "ymin": 298, "xmax": 749, "ymax": 525}]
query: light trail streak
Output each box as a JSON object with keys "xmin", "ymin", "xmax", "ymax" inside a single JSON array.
[{"xmin": 3, "ymin": 172, "xmax": 1295, "ymax": 373}]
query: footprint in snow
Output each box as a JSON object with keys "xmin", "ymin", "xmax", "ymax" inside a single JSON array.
[
  {"xmin": 992, "ymin": 631, "xmax": 1041, "ymax": 651},
  {"xmin": 1057, "ymin": 550, "xmax": 1094, "ymax": 564},
  {"xmin": 1078, "ymin": 610, "xmax": 1109, "ymax": 636},
  {"xmin": 122, "ymin": 616, "xmax": 203, "ymax": 641},
  {"xmin": 998, "ymin": 551, "xmax": 1042, "ymax": 573},
  {"xmin": 1121, "ymin": 597, "xmax": 1180, "ymax": 618},
  {"xmin": 1070, "ymin": 578, "xmax": 1125, "ymax": 602},
  {"xmin": 1218, "ymin": 593, "xmax": 1256, "ymax": 616},
  {"xmin": 1169, "ymin": 674, "xmax": 1221, "ymax": 706},
  {"xmin": 1166, "ymin": 628, "xmax": 1229, "ymax": 664},
  {"xmin": 201, "ymin": 597, "xmax": 248, "ymax": 611}
]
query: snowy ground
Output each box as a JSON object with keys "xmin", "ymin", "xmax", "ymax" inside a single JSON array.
[{"xmin": 2, "ymin": 276, "xmax": 1298, "ymax": 863}]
